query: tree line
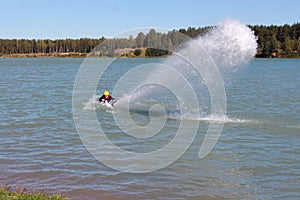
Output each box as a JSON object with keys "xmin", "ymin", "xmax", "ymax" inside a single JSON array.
[
  {"xmin": 0, "ymin": 23, "xmax": 299, "ymax": 58},
  {"xmin": 249, "ymin": 23, "xmax": 300, "ymax": 58},
  {"xmin": 0, "ymin": 38, "xmax": 105, "ymax": 55}
]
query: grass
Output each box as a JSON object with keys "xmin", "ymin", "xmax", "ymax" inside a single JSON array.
[{"xmin": 0, "ymin": 185, "xmax": 68, "ymax": 200}]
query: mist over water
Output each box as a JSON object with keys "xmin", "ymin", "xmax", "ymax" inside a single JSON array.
[
  {"xmin": 113, "ymin": 19, "xmax": 257, "ymax": 122},
  {"xmin": 199, "ymin": 19, "xmax": 257, "ymax": 67}
]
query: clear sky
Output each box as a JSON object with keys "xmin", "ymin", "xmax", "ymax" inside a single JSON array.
[{"xmin": 1, "ymin": 0, "xmax": 299, "ymax": 39}]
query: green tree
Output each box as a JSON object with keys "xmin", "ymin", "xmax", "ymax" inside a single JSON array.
[
  {"xmin": 269, "ymin": 35, "xmax": 280, "ymax": 57},
  {"xmin": 145, "ymin": 48, "xmax": 170, "ymax": 57},
  {"xmin": 136, "ymin": 32, "xmax": 145, "ymax": 48},
  {"xmin": 144, "ymin": 29, "xmax": 157, "ymax": 48},
  {"xmin": 262, "ymin": 40, "xmax": 272, "ymax": 57},
  {"xmin": 297, "ymin": 37, "xmax": 300, "ymax": 56},
  {"xmin": 134, "ymin": 49, "xmax": 142, "ymax": 56},
  {"xmin": 283, "ymin": 36, "xmax": 293, "ymax": 57}
]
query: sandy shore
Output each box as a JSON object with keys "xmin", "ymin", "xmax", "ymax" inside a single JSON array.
[{"xmin": 0, "ymin": 52, "xmax": 87, "ymax": 58}]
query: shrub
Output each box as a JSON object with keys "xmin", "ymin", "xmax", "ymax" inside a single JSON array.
[{"xmin": 134, "ymin": 49, "xmax": 142, "ymax": 56}]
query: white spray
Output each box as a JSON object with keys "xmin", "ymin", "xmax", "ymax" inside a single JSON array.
[{"xmin": 126, "ymin": 19, "xmax": 257, "ymax": 117}]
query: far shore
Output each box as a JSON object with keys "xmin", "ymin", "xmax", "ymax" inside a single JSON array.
[
  {"xmin": 1, "ymin": 51, "xmax": 299, "ymax": 59},
  {"xmin": 0, "ymin": 52, "xmax": 88, "ymax": 58},
  {"xmin": 0, "ymin": 48, "xmax": 168, "ymax": 58}
]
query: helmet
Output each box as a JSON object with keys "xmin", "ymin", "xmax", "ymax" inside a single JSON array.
[{"xmin": 103, "ymin": 91, "xmax": 110, "ymax": 96}]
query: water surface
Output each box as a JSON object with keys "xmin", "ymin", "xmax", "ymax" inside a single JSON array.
[{"xmin": 0, "ymin": 58, "xmax": 299, "ymax": 200}]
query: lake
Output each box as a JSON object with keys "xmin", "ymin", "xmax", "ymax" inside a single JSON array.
[{"xmin": 0, "ymin": 58, "xmax": 299, "ymax": 200}]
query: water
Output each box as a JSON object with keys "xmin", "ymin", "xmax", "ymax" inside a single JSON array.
[
  {"xmin": 75, "ymin": 19, "xmax": 257, "ymax": 166},
  {"xmin": 0, "ymin": 57, "xmax": 300, "ymax": 199}
]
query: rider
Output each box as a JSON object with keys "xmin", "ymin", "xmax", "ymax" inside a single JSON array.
[{"xmin": 99, "ymin": 90, "xmax": 114, "ymax": 103}]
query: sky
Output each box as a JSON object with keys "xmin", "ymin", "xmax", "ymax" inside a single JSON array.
[{"xmin": 1, "ymin": 0, "xmax": 299, "ymax": 39}]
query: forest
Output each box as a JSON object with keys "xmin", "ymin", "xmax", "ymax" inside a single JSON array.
[{"xmin": 0, "ymin": 23, "xmax": 299, "ymax": 58}]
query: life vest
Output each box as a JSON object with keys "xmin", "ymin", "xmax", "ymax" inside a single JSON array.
[{"xmin": 104, "ymin": 95, "xmax": 111, "ymax": 100}]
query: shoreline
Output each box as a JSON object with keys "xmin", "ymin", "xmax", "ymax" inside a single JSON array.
[
  {"xmin": 0, "ymin": 48, "xmax": 174, "ymax": 58},
  {"xmin": 0, "ymin": 52, "xmax": 87, "ymax": 58},
  {"xmin": 1, "ymin": 54, "xmax": 299, "ymax": 59},
  {"xmin": 0, "ymin": 185, "xmax": 67, "ymax": 200},
  {"xmin": 1, "ymin": 47, "xmax": 299, "ymax": 59}
]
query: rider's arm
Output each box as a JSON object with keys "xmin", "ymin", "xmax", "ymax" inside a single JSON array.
[{"xmin": 99, "ymin": 95, "xmax": 105, "ymax": 102}]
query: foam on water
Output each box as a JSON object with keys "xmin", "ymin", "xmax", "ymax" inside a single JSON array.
[
  {"xmin": 83, "ymin": 95, "xmax": 100, "ymax": 110},
  {"xmin": 166, "ymin": 112, "xmax": 256, "ymax": 124}
]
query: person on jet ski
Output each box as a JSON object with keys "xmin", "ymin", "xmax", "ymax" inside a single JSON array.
[{"xmin": 99, "ymin": 90, "xmax": 114, "ymax": 103}]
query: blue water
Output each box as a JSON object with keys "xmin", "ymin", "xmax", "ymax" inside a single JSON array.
[{"xmin": 0, "ymin": 58, "xmax": 300, "ymax": 200}]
